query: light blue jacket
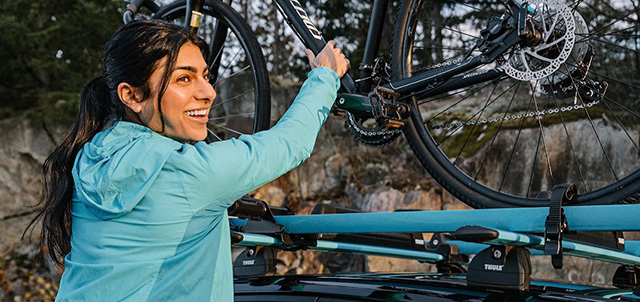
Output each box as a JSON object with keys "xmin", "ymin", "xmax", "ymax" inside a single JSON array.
[{"xmin": 56, "ymin": 67, "xmax": 340, "ymax": 301}]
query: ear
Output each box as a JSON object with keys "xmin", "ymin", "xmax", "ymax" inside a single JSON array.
[{"xmin": 117, "ymin": 82, "xmax": 143, "ymax": 113}]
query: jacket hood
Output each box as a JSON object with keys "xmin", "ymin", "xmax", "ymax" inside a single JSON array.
[{"xmin": 72, "ymin": 121, "xmax": 178, "ymax": 219}]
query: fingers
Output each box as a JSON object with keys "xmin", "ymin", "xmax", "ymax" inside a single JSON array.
[
  {"xmin": 305, "ymin": 49, "xmax": 317, "ymax": 69},
  {"xmin": 308, "ymin": 40, "xmax": 350, "ymax": 77}
]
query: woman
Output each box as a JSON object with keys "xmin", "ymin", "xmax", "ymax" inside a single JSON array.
[{"xmin": 33, "ymin": 20, "xmax": 349, "ymax": 301}]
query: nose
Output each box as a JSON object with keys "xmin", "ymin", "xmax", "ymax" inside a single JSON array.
[{"xmin": 196, "ymin": 76, "xmax": 216, "ymax": 103}]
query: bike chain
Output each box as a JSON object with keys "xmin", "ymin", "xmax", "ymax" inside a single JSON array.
[
  {"xmin": 346, "ymin": 112, "xmax": 402, "ymax": 137},
  {"xmin": 429, "ymin": 100, "xmax": 599, "ymax": 130},
  {"xmin": 345, "ymin": 112, "xmax": 402, "ymax": 147}
]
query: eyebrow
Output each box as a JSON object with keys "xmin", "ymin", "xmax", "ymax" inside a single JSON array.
[{"xmin": 174, "ymin": 65, "xmax": 209, "ymax": 74}]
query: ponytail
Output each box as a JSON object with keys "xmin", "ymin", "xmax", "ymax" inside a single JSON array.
[{"xmin": 27, "ymin": 76, "xmax": 112, "ymax": 265}]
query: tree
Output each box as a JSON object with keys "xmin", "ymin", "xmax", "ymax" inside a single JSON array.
[{"xmin": 0, "ymin": 0, "xmax": 122, "ymax": 120}]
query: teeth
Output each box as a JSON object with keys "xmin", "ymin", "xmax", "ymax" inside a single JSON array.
[{"xmin": 185, "ymin": 109, "xmax": 208, "ymax": 116}]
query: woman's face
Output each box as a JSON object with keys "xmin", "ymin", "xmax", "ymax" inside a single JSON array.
[{"xmin": 138, "ymin": 42, "xmax": 216, "ymax": 142}]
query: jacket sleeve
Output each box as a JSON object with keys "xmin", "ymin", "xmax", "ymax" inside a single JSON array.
[{"xmin": 169, "ymin": 67, "xmax": 340, "ymax": 211}]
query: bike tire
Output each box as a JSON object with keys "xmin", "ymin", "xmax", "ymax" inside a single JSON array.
[
  {"xmin": 391, "ymin": 0, "xmax": 640, "ymax": 207},
  {"xmin": 155, "ymin": 0, "xmax": 271, "ymax": 140}
]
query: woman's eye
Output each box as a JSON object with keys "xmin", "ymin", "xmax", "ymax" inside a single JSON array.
[
  {"xmin": 177, "ymin": 75, "xmax": 190, "ymax": 82},
  {"xmin": 203, "ymin": 74, "xmax": 210, "ymax": 81}
]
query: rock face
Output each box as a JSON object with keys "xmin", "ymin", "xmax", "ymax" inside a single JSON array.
[
  {"xmin": 0, "ymin": 118, "xmax": 63, "ymax": 248},
  {"xmin": 460, "ymin": 119, "xmax": 640, "ymax": 198},
  {"xmin": 0, "ymin": 80, "xmax": 636, "ymax": 300}
]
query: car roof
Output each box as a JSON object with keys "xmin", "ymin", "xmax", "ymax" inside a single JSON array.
[{"xmin": 234, "ymin": 273, "xmax": 640, "ymax": 302}]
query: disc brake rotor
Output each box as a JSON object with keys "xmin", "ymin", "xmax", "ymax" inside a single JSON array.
[
  {"xmin": 540, "ymin": 9, "xmax": 592, "ymax": 98},
  {"xmin": 503, "ymin": 0, "xmax": 576, "ymax": 81}
]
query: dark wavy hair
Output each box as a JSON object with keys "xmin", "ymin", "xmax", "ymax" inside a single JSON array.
[{"xmin": 27, "ymin": 20, "xmax": 209, "ymax": 265}]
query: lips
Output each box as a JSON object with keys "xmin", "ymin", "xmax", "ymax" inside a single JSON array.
[{"xmin": 184, "ymin": 109, "xmax": 209, "ymax": 124}]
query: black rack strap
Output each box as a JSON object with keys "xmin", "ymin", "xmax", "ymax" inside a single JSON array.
[
  {"xmin": 426, "ymin": 233, "xmax": 468, "ymax": 273},
  {"xmin": 228, "ymin": 195, "xmax": 289, "ymax": 234},
  {"xmin": 544, "ymin": 184, "xmax": 576, "ymax": 269}
]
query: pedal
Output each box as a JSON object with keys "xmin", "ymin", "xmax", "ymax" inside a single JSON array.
[{"xmin": 370, "ymin": 87, "xmax": 410, "ymax": 128}]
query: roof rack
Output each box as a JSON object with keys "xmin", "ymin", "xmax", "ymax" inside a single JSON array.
[{"xmin": 228, "ymin": 185, "xmax": 640, "ymax": 294}]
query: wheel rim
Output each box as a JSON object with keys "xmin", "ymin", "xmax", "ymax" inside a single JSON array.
[
  {"xmin": 159, "ymin": 4, "xmax": 270, "ymax": 141},
  {"xmin": 402, "ymin": 0, "xmax": 640, "ymax": 204}
]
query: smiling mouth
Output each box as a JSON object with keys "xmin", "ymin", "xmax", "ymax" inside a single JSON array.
[{"xmin": 185, "ymin": 109, "xmax": 208, "ymax": 118}]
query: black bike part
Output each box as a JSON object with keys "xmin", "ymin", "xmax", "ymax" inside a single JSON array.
[
  {"xmin": 156, "ymin": 0, "xmax": 271, "ymax": 140},
  {"xmin": 273, "ymin": 0, "xmax": 356, "ymax": 93},
  {"xmin": 391, "ymin": 0, "xmax": 640, "ymax": 208},
  {"xmin": 358, "ymin": 0, "xmax": 390, "ymax": 93},
  {"xmin": 345, "ymin": 112, "xmax": 402, "ymax": 148}
]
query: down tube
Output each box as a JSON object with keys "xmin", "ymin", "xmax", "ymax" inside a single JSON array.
[{"xmin": 272, "ymin": 0, "xmax": 356, "ymax": 93}]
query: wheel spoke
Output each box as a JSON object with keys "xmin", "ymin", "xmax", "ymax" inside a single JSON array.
[
  {"xmin": 207, "ymin": 121, "xmax": 247, "ymax": 136},
  {"xmin": 603, "ymin": 96, "xmax": 640, "ymax": 120},
  {"xmin": 208, "ymin": 112, "xmax": 255, "ymax": 121},
  {"xmin": 453, "ymin": 84, "xmax": 499, "ymax": 165},
  {"xmin": 559, "ymin": 66, "xmax": 619, "ymax": 180},
  {"xmin": 578, "ymin": 6, "xmax": 640, "ymax": 44},
  {"xmin": 424, "ymin": 81, "xmax": 494, "ymax": 123},
  {"xmin": 432, "ymin": 81, "xmax": 517, "ymax": 146},
  {"xmin": 526, "ymin": 82, "xmax": 553, "ymax": 198},
  {"xmin": 213, "ymin": 43, "xmax": 243, "ymax": 86},
  {"xmin": 564, "ymin": 61, "xmax": 640, "ymax": 91},
  {"xmin": 576, "ymin": 24, "xmax": 640, "ymax": 42},
  {"xmin": 206, "ymin": 128, "xmax": 223, "ymax": 142},
  {"xmin": 600, "ymin": 95, "xmax": 640, "ymax": 153},
  {"xmin": 532, "ymin": 82, "xmax": 555, "ymax": 186},
  {"xmin": 416, "ymin": 19, "xmax": 483, "ymax": 41},
  {"xmin": 500, "ymin": 90, "xmax": 536, "ymax": 192},
  {"xmin": 475, "ymin": 82, "xmax": 521, "ymax": 181},
  {"xmin": 417, "ymin": 85, "xmax": 475, "ymax": 106},
  {"xmin": 549, "ymin": 74, "xmax": 589, "ymax": 192},
  {"xmin": 583, "ymin": 36, "xmax": 640, "ymax": 54},
  {"xmin": 214, "ymin": 65, "xmax": 251, "ymax": 87},
  {"xmin": 211, "ymin": 89, "xmax": 255, "ymax": 109}
]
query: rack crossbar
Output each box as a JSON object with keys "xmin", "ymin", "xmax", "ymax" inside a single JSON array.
[
  {"xmin": 234, "ymin": 232, "xmax": 446, "ymax": 262},
  {"xmin": 231, "ymin": 204, "xmax": 640, "ymax": 234},
  {"xmin": 463, "ymin": 227, "xmax": 640, "ymax": 266}
]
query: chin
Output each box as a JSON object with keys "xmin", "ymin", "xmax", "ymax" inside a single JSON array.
[{"xmin": 194, "ymin": 130, "xmax": 209, "ymax": 142}]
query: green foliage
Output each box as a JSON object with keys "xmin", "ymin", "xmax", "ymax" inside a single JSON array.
[{"xmin": 0, "ymin": 0, "xmax": 122, "ymax": 120}]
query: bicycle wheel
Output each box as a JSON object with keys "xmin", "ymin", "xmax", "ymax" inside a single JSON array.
[
  {"xmin": 155, "ymin": 0, "xmax": 271, "ymax": 140},
  {"xmin": 391, "ymin": 0, "xmax": 640, "ymax": 207}
]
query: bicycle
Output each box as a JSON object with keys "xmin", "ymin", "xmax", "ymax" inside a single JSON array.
[{"xmin": 122, "ymin": 0, "xmax": 640, "ymax": 208}]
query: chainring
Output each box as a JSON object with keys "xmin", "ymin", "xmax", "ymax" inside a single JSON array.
[{"xmin": 345, "ymin": 112, "xmax": 402, "ymax": 148}]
